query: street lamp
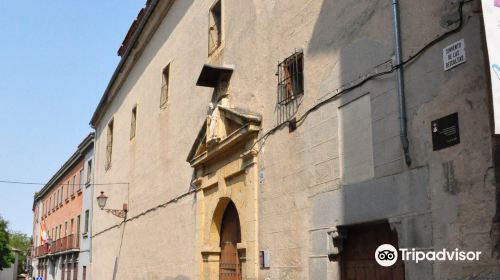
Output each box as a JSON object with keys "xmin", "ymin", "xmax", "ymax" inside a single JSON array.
[
  {"xmin": 96, "ymin": 191, "xmax": 128, "ymax": 219},
  {"xmin": 96, "ymin": 191, "xmax": 108, "ymax": 210}
]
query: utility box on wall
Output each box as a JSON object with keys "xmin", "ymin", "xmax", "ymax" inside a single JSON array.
[{"xmin": 259, "ymin": 250, "xmax": 270, "ymax": 269}]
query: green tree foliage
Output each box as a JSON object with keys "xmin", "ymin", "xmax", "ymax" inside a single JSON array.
[
  {"xmin": 0, "ymin": 216, "xmax": 14, "ymax": 271},
  {"xmin": 9, "ymin": 231, "xmax": 30, "ymax": 273}
]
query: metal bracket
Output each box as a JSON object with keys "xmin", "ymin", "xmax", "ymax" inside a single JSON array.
[{"xmin": 104, "ymin": 209, "xmax": 127, "ymax": 219}]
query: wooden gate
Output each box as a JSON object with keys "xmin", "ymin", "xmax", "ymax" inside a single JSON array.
[
  {"xmin": 342, "ymin": 223, "xmax": 405, "ymax": 280},
  {"xmin": 219, "ymin": 202, "xmax": 241, "ymax": 280}
]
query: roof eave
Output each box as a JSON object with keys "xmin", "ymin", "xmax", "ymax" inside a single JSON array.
[{"xmin": 90, "ymin": 0, "xmax": 162, "ymax": 128}]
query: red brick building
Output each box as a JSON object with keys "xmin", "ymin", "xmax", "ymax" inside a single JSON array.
[{"xmin": 31, "ymin": 134, "xmax": 94, "ymax": 280}]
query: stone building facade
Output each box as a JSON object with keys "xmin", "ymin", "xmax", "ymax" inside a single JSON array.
[{"xmin": 90, "ymin": 0, "xmax": 500, "ymax": 279}]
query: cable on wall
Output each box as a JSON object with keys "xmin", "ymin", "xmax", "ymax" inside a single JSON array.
[
  {"xmin": 0, "ymin": 180, "xmax": 129, "ymax": 187},
  {"xmin": 251, "ymin": 0, "xmax": 473, "ymax": 152}
]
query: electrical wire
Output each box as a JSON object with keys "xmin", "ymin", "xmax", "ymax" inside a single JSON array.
[
  {"xmin": 252, "ymin": 0, "xmax": 473, "ymax": 151},
  {"xmin": 26, "ymin": 0, "xmax": 476, "ymax": 240},
  {"xmin": 0, "ymin": 180, "xmax": 129, "ymax": 186}
]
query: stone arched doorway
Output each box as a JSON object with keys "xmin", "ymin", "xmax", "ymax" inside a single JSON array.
[
  {"xmin": 219, "ymin": 202, "xmax": 242, "ymax": 280},
  {"xmin": 187, "ymin": 104, "xmax": 261, "ymax": 279}
]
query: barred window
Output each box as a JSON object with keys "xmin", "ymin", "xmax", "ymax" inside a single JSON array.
[{"xmin": 277, "ymin": 50, "xmax": 304, "ymax": 105}]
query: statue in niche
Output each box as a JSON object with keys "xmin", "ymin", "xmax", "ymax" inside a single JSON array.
[
  {"xmin": 206, "ymin": 75, "xmax": 230, "ymax": 147},
  {"xmin": 213, "ymin": 79, "xmax": 229, "ymax": 105},
  {"xmin": 207, "ymin": 102, "xmax": 220, "ymax": 146}
]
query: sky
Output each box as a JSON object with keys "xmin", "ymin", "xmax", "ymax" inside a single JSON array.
[{"xmin": 0, "ymin": 1, "xmax": 146, "ymax": 235}]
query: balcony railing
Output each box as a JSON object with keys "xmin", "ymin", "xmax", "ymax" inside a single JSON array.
[{"xmin": 34, "ymin": 234, "xmax": 79, "ymax": 257}]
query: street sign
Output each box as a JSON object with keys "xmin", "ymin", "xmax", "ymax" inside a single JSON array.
[
  {"xmin": 443, "ymin": 39, "xmax": 466, "ymax": 71},
  {"xmin": 432, "ymin": 113, "xmax": 460, "ymax": 151}
]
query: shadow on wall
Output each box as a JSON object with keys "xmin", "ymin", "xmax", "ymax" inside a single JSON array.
[
  {"xmin": 133, "ymin": 275, "xmax": 189, "ymax": 280},
  {"xmin": 164, "ymin": 276, "xmax": 190, "ymax": 280},
  {"xmin": 308, "ymin": 0, "xmax": 387, "ymax": 55},
  {"xmin": 308, "ymin": 0, "xmax": 393, "ymax": 96}
]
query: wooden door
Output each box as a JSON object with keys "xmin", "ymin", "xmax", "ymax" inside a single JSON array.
[
  {"xmin": 342, "ymin": 223, "xmax": 405, "ymax": 280},
  {"xmin": 219, "ymin": 202, "xmax": 241, "ymax": 280}
]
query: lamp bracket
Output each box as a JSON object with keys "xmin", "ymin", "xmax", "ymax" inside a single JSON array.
[{"xmin": 104, "ymin": 209, "xmax": 127, "ymax": 219}]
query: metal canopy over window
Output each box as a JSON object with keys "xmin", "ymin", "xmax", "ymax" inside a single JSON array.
[{"xmin": 196, "ymin": 64, "xmax": 233, "ymax": 88}]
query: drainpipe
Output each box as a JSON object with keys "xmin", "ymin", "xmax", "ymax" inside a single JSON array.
[
  {"xmin": 89, "ymin": 135, "xmax": 96, "ymax": 264},
  {"xmin": 392, "ymin": 0, "xmax": 412, "ymax": 166}
]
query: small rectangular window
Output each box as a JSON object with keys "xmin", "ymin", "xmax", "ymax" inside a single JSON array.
[
  {"xmin": 84, "ymin": 210, "xmax": 89, "ymax": 234},
  {"xmin": 208, "ymin": 0, "xmax": 222, "ymax": 55},
  {"xmin": 72, "ymin": 175, "xmax": 76, "ymax": 195},
  {"xmin": 106, "ymin": 120, "xmax": 114, "ymax": 170},
  {"xmin": 79, "ymin": 169, "xmax": 83, "ymax": 191},
  {"xmin": 130, "ymin": 105, "xmax": 137, "ymax": 139},
  {"xmin": 86, "ymin": 159, "xmax": 92, "ymax": 184},
  {"xmin": 160, "ymin": 65, "xmax": 170, "ymax": 108},
  {"xmin": 66, "ymin": 181, "xmax": 70, "ymax": 200},
  {"xmin": 77, "ymin": 215, "xmax": 81, "ymax": 239},
  {"xmin": 277, "ymin": 50, "xmax": 304, "ymax": 105}
]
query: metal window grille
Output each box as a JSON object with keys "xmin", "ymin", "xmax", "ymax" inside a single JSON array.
[
  {"xmin": 276, "ymin": 50, "xmax": 304, "ymax": 124},
  {"xmin": 277, "ymin": 50, "xmax": 304, "ymax": 105}
]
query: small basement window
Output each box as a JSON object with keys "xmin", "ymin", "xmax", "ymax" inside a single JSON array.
[
  {"xmin": 208, "ymin": 0, "xmax": 222, "ymax": 55},
  {"xmin": 277, "ymin": 50, "xmax": 304, "ymax": 105},
  {"xmin": 160, "ymin": 64, "xmax": 170, "ymax": 108}
]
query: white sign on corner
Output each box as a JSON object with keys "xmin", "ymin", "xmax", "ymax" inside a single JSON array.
[
  {"xmin": 482, "ymin": 0, "xmax": 500, "ymax": 134},
  {"xmin": 443, "ymin": 39, "xmax": 466, "ymax": 71}
]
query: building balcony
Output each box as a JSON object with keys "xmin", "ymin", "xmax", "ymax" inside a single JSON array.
[{"xmin": 34, "ymin": 234, "xmax": 80, "ymax": 257}]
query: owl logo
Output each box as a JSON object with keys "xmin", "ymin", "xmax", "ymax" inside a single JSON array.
[{"xmin": 433, "ymin": 123, "xmax": 438, "ymax": 133}]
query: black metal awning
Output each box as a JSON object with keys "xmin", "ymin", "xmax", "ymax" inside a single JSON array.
[{"xmin": 196, "ymin": 64, "xmax": 233, "ymax": 88}]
